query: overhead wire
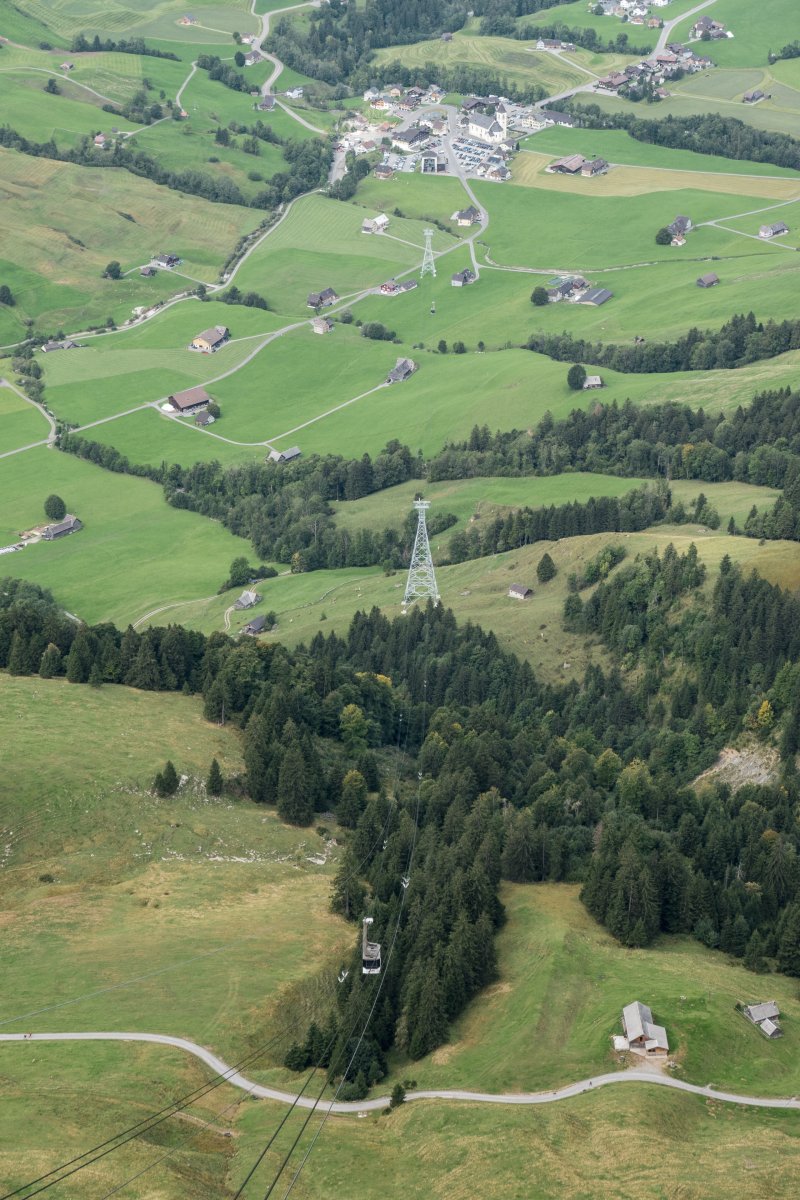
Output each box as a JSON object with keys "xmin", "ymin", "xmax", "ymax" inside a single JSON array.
[
  {"xmin": 0, "ymin": 1029, "xmax": 292, "ymax": 1200},
  {"xmin": 260, "ymin": 681, "xmax": 428, "ymax": 1200}
]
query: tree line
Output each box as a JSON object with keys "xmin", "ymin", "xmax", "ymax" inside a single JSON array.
[
  {"xmin": 565, "ymin": 105, "xmax": 800, "ymax": 172},
  {"xmin": 527, "ymin": 312, "xmax": 800, "ymax": 375},
  {"xmin": 0, "ymin": 124, "xmax": 331, "ymax": 212},
  {"xmin": 70, "ymin": 34, "xmax": 179, "ymax": 60}
]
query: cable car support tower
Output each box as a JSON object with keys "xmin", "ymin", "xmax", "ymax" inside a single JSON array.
[
  {"xmin": 421, "ymin": 228, "xmax": 436, "ymax": 278},
  {"xmin": 403, "ymin": 499, "xmax": 440, "ymax": 610}
]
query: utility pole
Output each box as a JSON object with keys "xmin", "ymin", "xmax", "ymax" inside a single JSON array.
[
  {"xmin": 403, "ymin": 499, "xmax": 440, "ymax": 609},
  {"xmin": 420, "ymin": 228, "xmax": 436, "ymax": 278}
]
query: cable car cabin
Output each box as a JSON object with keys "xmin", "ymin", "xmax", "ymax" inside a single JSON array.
[{"xmin": 362, "ymin": 916, "xmax": 382, "ymax": 975}]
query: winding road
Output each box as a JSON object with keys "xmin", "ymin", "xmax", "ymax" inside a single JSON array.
[{"xmin": 1, "ymin": 1031, "xmax": 797, "ymax": 1114}]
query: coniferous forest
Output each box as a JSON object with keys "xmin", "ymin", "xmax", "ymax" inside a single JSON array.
[{"xmin": 4, "ymin": 554, "xmax": 800, "ymax": 1095}]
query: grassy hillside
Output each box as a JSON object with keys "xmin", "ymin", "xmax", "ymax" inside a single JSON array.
[
  {"xmin": 382, "ymin": 883, "xmax": 800, "ymax": 1098},
  {"xmin": 0, "ymin": 446, "xmax": 258, "ymax": 625},
  {"xmin": 0, "ymin": 669, "xmax": 351, "ymax": 1196},
  {"xmin": 0, "ymin": 146, "xmax": 260, "ymax": 341},
  {"xmin": 142, "ymin": 521, "xmax": 800, "ymax": 685}
]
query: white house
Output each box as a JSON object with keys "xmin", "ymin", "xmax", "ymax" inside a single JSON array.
[{"xmin": 361, "ymin": 213, "xmax": 390, "ymax": 234}]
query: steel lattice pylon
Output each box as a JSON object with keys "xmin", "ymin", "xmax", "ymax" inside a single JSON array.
[
  {"xmin": 403, "ymin": 500, "xmax": 440, "ymax": 609},
  {"xmin": 420, "ymin": 229, "xmax": 436, "ymax": 278}
]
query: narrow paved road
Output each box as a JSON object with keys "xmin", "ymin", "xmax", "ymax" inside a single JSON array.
[
  {"xmin": 2, "ymin": 1032, "xmax": 798, "ymax": 1114},
  {"xmin": 654, "ymin": 0, "xmax": 718, "ymax": 55},
  {"xmin": 0, "ymin": 378, "xmax": 56, "ymax": 442},
  {"xmin": 252, "ymin": 0, "xmax": 326, "ymax": 135}
]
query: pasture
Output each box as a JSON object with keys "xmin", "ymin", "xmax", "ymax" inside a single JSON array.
[
  {"xmin": 41, "ymin": 304, "xmax": 282, "ymax": 425},
  {"xmin": 586, "ymin": 78, "xmax": 800, "ymax": 138},
  {"xmin": 0, "ymin": 446, "xmax": 258, "ymax": 626},
  {"xmin": 473, "ymin": 178, "xmax": 796, "ymax": 270},
  {"xmin": 231, "ymin": 193, "xmax": 459, "ymax": 316},
  {"xmin": 160, "ymin": 521, "xmax": 800, "ymax": 683},
  {"xmin": 670, "ymin": 0, "xmax": 798, "ymax": 69},
  {"xmin": 371, "ymin": 29, "xmax": 595, "ymax": 95},
  {"xmin": 0, "ymin": 146, "xmax": 260, "ymax": 338},
  {"xmin": 0, "ymin": 385, "xmax": 51, "ymax": 454},
  {"xmin": 383, "ymin": 883, "xmax": 800, "ymax": 1097},
  {"xmin": 6, "ymin": 0, "xmax": 258, "ymax": 42},
  {"xmin": 523, "ymin": 125, "xmax": 800, "ymax": 179},
  {"xmin": 0, "ymin": 670, "xmax": 350, "ymax": 1197}
]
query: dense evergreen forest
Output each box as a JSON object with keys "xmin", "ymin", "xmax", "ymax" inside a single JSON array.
[
  {"xmin": 565, "ymin": 106, "xmax": 800, "ymax": 172},
  {"xmin": 4, "ymin": 557, "xmax": 800, "ymax": 1087}
]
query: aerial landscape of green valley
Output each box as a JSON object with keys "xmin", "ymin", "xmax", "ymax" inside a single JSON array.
[{"xmin": 2, "ymin": 0, "xmax": 800, "ymax": 1195}]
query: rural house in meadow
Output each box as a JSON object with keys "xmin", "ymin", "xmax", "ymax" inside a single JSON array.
[
  {"xmin": 361, "ymin": 214, "xmax": 390, "ymax": 234},
  {"xmin": 153, "ymin": 253, "xmax": 180, "ymax": 268},
  {"xmin": 386, "ymin": 357, "xmax": 417, "ymax": 384},
  {"xmin": 190, "ymin": 325, "xmax": 229, "ymax": 353},
  {"xmin": 242, "ymin": 614, "xmax": 268, "ymax": 636},
  {"xmin": 583, "ymin": 375, "xmax": 604, "ymax": 389},
  {"xmin": 451, "ymin": 269, "xmax": 476, "ymax": 287},
  {"xmin": 267, "ymin": 447, "xmax": 302, "ymax": 464},
  {"xmin": 307, "ymin": 288, "xmax": 338, "ymax": 308},
  {"xmin": 696, "ymin": 272, "xmax": 719, "ymax": 288},
  {"xmin": 621, "ymin": 1001, "xmax": 669, "ymax": 1055},
  {"xmin": 452, "ymin": 205, "xmax": 481, "ymax": 226},
  {"xmin": 42, "ymin": 515, "xmax": 82, "ymax": 541},
  {"xmin": 235, "ymin": 590, "xmax": 261, "ymax": 610},
  {"xmin": 668, "ymin": 215, "xmax": 692, "ymax": 239},
  {"xmin": 508, "ymin": 584, "xmax": 532, "ymax": 600},
  {"xmin": 194, "ymin": 411, "xmax": 215, "ymax": 427},
  {"xmin": 311, "ymin": 316, "xmax": 334, "ymax": 334},
  {"xmin": 759, "ymin": 221, "xmax": 789, "ymax": 239},
  {"xmin": 167, "ymin": 385, "xmax": 212, "ymax": 414},
  {"xmin": 742, "ymin": 1001, "xmax": 783, "ymax": 1038}
]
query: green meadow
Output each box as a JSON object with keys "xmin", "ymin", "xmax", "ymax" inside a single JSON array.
[
  {"xmin": 7, "ymin": 0, "xmax": 257, "ymax": 42},
  {"xmin": 0, "ymin": 386, "xmax": 51, "ymax": 454},
  {"xmin": 41, "ymin": 304, "xmax": 282, "ymax": 425},
  {"xmin": 524, "ymin": 125, "xmax": 800, "ymax": 178},
  {"xmin": 0, "ymin": 446, "xmax": 257, "ymax": 625},
  {"xmin": 671, "ymin": 0, "xmax": 798, "ymax": 68},
  {"xmin": 161, "ymin": 519, "xmax": 800, "ymax": 684},
  {"xmin": 473, "ymin": 180, "xmax": 790, "ymax": 270},
  {"xmin": 0, "ymin": 146, "xmax": 260, "ymax": 339},
  {"xmin": 232, "ymin": 193, "xmax": 459, "ymax": 316},
  {"xmin": 372, "ymin": 28, "xmax": 595, "ymax": 94},
  {"xmin": 383, "ymin": 883, "xmax": 800, "ymax": 1097},
  {"xmin": 586, "ymin": 80, "xmax": 800, "ymax": 138}
]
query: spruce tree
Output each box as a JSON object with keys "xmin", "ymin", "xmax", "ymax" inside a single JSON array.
[
  {"xmin": 88, "ymin": 663, "xmax": 103, "ymax": 688},
  {"xmin": 207, "ymin": 758, "xmax": 224, "ymax": 796},
  {"xmin": 155, "ymin": 760, "xmax": 179, "ymax": 797},
  {"xmin": 277, "ymin": 741, "xmax": 313, "ymax": 825},
  {"xmin": 39, "ymin": 643, "xmax": 62, "ymax": 678},
  {"xmin": 536, "ymin": 552, "xmax": 557, "ymax": 583},
  {"xmin": 777, "ymin": 903, "xmax": 800, "ymax": 976},
  {"xmin": 7, "ymin": 631, "xmax": 31, "ymax": 676},
  {"xmin": 338, "ymin": 769, "xmax": 368, "ymax": 828},
  {"xmin": 744, "ymin": 929, "xmax": 767, "ymax": 974}
]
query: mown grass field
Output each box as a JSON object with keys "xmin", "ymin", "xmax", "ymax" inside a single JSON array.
[
  {"xmin": 41, "ymin": 303, "xmax": 282, "ymax": 425},
  {"xmin": 232, "ymin": 193, "xmax": 459, "ymax": 317},
  {"xmin": 0, "ymin": 146, "xmax": 260, "ymax": 340},
  {"xmin": 671, "ymin": 0, "xmax": 798, "ymax": 68},
  {"xmin": 0, "ymin": 385, "xmax": 51, "ymax": 453},
  {"xmin": 332, "ymin": 476, "xmax": 781, "ymax": 543},
  {"xmin": 0, "ymin": 446, "xmax": 258, "ymax": 625},
  {"xmin": 382, "ymin": 883, "xmax": 800, "ymax": 1097},
  {"xmin": 523, "ymin": 125, "xmax": 800, "ymax": 179},
  {"xmin": 586, "ymin": 76, "xmax": 800, "ymax": 137}
]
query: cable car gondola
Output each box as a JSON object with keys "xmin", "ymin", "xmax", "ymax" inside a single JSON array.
[{"xmin": 361, "ymin": 916, "xmax": 381, "ymax": 975}]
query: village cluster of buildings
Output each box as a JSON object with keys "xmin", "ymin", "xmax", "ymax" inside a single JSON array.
[
  {"xmin": 594, "ymin": 44, "xmax": 714, "ymax": 99},
  {"xmin": 592, "ymin": 0, "xmax": 671, "ymax": 28}
]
